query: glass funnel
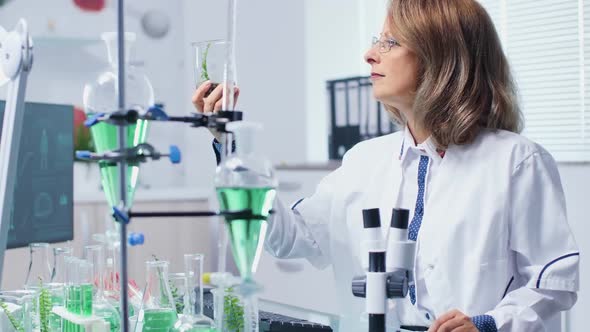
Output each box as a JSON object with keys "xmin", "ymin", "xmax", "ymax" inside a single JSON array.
[
  {"xmin": 214, "ymin": 121, "xmax": 277, "ymax": 332},
  {"xmin": 139, "ymin": 260, "xmax": 177, "ymax": 331},
  {"xmin": 84, "ymin": 244, "xmax": 121, "ymax": 331},
  {"xmin": 82, "ymin": 31, "xmax": 154, "ymax": 209}
]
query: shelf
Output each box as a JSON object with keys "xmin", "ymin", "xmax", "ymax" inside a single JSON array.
[{"xmin": 33, "ymin": 35, "xmax": 101, "ymax": 48}]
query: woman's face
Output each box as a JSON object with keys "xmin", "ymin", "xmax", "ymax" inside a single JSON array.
[{"xmin": 364, "ymin": 23, "xmax": 419, "ymax": 111}]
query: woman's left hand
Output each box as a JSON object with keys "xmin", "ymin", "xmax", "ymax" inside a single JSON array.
[{"xmin": 428, "ymin": 309, "xmax": 478, "ymax": 332}]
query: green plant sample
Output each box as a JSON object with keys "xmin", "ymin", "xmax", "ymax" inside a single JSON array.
[
  {"xmin": 223, "ymin": 287, "xmax": 244, "ymax": 332},
  {"xmin": 38, "ymin": 278, "xmax": 52, "ymax": 332},
  {"xmin": 200, "ymin": 42, "xmax": 212, "ymax": 82}
]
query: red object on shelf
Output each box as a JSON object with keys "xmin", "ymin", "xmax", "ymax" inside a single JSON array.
[
  {"xmin": 73, "ymin": 0, "xmax": 105, "ymax": 12},
  {"xmin": 73, "ymin": 105, "xmax": 86, "ymax": 128},
  {"xmin": 73, "ymin": 105, "xmax": 91, "ymax": 149}
]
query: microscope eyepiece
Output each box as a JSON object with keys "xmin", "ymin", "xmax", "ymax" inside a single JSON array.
[
  {"xmin": 363, "ymin": 208, "xmax": 381, "ymax": 229},
  {"xmin": 391, "ymin": 208, "xmax": 409, "ymax": 229}
]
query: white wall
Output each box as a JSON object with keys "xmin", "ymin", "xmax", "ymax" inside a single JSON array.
[
  {"xmin": 0, "ymin": 0, "xmax": 309, "ymax": 190},
  {"xmin": 181, "ymin": 0, "xmax": 308, "ymax": 190},
  {"xmin": 0, "ymin": 0, "xmax": 188, "ymax": 189},
  {"xmin": 304, "ymin": 0, "xmax": 388, "ymax": 162}
]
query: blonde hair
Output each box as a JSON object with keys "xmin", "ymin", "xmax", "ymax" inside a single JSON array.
[{"xmin": 386, "ymin": 0, "xmax": 523, "ymax": 147}]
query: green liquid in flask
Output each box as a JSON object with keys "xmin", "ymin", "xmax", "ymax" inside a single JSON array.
[
  {"xmin": 216, "ymin": 187, "xmax": 276, "ymax": 280},
  {"xmin": 143, "ymin": 308, "xmax": 177, "ymax": 331},
  {"xmin": 94, "ymin": 302, "xmax": 121, "ymax": 332},
  {"xmin": 88, "ymin": 115, "xmax": 149, "ymax": 208}
]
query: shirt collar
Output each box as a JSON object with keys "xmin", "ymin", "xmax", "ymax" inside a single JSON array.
[{"xmin": 398, "ymin": 126, "xmax": 445, "ymax": 165}]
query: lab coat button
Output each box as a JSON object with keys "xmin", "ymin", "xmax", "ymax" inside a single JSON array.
[{"xmin": 425, "ymin": 313, "xmax": 430, "ymax": 320}]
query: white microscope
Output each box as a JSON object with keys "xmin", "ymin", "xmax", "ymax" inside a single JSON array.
[{"xmin": 352, "ymin": 208, "xmax": 426, "ymax": 332}]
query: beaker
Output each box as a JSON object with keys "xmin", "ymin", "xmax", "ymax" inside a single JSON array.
[
  {"xmin": 168, "ymin": 273, "xmax": 187, "ymax": 315},
  {"xmin": 192, "ymin": 40, "xmax": 227, "ymax": 96}
]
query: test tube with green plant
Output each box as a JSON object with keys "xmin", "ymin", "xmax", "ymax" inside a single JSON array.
[{"xmin": 193, "ymin": 40, "xmax": 227, "ymax": 98}]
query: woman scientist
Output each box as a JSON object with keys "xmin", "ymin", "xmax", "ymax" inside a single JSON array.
[{"xmin": 193, "ymin": 0, "xmax": 579, "ymax": 331}]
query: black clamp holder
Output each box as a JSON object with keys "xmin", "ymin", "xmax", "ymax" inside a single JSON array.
[
  {"xmin": 76, "ymin": 142, "xmax": 181, "ymax": 165},
  {"xmin": 84, "ymin": 104, "xmax": 243, "ymax": 133},
  {"xmin": 110, "ymin": 207, "xmax": 274, "ymax": 247}
]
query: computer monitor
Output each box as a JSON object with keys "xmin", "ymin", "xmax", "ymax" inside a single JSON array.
[{"xmin": 0, "ymin": 101, "xmax": 73, "ymax": 249}]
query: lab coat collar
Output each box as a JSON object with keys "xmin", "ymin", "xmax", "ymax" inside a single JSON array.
[{"xmin": 398, "ymin": 126, "xmax": 445, "ymax": 166}]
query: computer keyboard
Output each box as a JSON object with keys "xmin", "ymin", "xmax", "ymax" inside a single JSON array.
[{"xmin": 203, "ymin": 291, "xmax": 333, "ymax": 332}]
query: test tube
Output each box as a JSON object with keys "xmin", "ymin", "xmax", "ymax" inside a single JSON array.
[
  {"xmin": 64, "ymin": 256, "xmax": 78, "ymax": 332},
  {"xmin": 78, "ymin": 259, "xmax": 94, "ymax": 317}
]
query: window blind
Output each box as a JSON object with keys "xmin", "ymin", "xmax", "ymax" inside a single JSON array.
[{"xmin": 478, "ymin": 0, "xmax": 589, "ymax": 161}]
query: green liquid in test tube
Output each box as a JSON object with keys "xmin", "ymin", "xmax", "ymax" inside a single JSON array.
[
  {"xmin": 46, "ymin": 286, "xmax": 65, "ymax": 331},
  {"xmin": 80, "ymin": 283, "xmax": 94, "ymax": 316},
  {"xmin": 67, "ymin": 285, "xmax": 82, "ymax": 332}
]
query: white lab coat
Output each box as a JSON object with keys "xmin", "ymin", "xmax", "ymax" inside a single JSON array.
[{"xmin": 264, "ymin": 128, "xmax": 579, "ymax": 332}]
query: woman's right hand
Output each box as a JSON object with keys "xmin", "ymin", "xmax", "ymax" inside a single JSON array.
[{"xmin": 192, "ymin": 81, "xmax": 240, "ymax": 142}]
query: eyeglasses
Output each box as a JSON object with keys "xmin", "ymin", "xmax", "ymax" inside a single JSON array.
[{"xmin": 371, "ymin": 35, "xmax": 401, "ymax": 53}]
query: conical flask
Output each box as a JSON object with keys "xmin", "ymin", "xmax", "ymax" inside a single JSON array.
[
  {"xmin": 51, "ymin": 246, "xmax": 73, "ymax": 283},
  {"xmin": 24, "ymin": 243, "xmax": 52, "ymax": 288},
  {"xmin": 82, "ymin": 31, "xmax": 154, "ymax": 209},
  {"xmin": 140, "ymin": 260, "xmax": 177, "ymax": 331}
]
